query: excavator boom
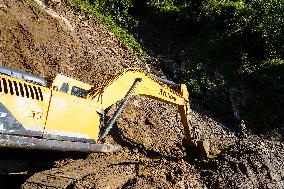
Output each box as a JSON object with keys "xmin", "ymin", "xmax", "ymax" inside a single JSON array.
[{"xmin": 89, "ymin": 68, "xmax": 188, "ymax": 109}]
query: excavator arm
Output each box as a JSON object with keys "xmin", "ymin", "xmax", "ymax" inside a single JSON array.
[{"xmin": 87, "ymin": 68, "xmax": 191, "ymax": 142}]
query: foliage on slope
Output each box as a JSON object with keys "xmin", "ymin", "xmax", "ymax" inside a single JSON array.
[{"xmin": 68, "ymin": 0, "xmax": 143, "ymax": 55}]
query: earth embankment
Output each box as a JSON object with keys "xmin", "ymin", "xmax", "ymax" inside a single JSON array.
[{"xmin": 0, "ymin": 0, "xmax": 283, "ymax": 188}]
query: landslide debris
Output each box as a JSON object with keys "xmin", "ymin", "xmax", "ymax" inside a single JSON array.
[
  {"xmin": 0, "ymin": 0, "xmax": 283, "ymax": 188},
  {"xmin": 198, "ymin": 136, "xmax": 284, "ymax": 188}
]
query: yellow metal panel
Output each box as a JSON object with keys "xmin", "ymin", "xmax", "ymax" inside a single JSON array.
[
  {"xmin": 91, "ymin": 69, "xmax": 187, "ymax": 110},
  {"xmin": 45, "ymin": 91, "xmax": 100, "ymax": 140},
  {"xmin": 51, "ymin": 74, "xmax": 92, "ymax": 95},
  {"xmin": 0, "ymin": 75, "xmax": 51, "ymax": 133}
]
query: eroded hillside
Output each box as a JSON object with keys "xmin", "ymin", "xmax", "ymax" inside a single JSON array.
[{"xmin": 0, "ymin": 0, "xmax": 283, "ymax": 188}]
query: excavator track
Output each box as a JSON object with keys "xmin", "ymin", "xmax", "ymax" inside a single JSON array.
[{"xmin": 21, "ymin": 156, "xmax": 137, "ymax": 189}]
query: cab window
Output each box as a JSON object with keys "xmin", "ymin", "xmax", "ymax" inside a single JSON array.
[
  {"xmin": 71, "ymin": 86, "xmax": 87, "ymax": 98},
  {"xmin": 60, "ymin": 83, "xmax": 69, "ymax": 93}
]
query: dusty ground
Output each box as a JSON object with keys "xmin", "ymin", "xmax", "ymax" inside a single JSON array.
[{"xmin": 0, "ymin": 0, "xmax": 283, "ymax": 188}]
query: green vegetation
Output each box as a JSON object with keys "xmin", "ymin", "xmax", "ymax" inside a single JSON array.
[
  {"xmin": 68, "ymin": 0, "xmax": 143, "ymax": 55},
  {"xmin": 70, "ymin": 0, "xmax": 284, "ymax": 132},
  {"xmin": 196, "ymin": 0, "xmax": 284, "ymax": 131},
  {"xmin": 23, "ymin": 0, "xmax": 35, "ymax": 5}
]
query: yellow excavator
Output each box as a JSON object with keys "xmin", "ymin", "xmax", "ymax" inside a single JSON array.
[{"xmin": 0, "ymin": 66, "xmax": 191, "ymax": 154}]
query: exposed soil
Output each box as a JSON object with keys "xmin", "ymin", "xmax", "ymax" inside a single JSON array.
[{"xmin": 0, "ymin": 0, "xmax": 283, "ymax": 188}]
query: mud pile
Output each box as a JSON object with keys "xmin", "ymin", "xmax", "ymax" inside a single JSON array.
[
  {"xmin": 0, "ymin": 0, "xmax": 283, "ymax": 188},
  {"xmin": 199, "ymin": 136, "xmax": 284, "ymax": 188}
]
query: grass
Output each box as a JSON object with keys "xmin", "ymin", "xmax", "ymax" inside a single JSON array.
[
  {"xmin": 68, "ymin": 0, "xmax": 145, "ymax": 57},
  {"xmin": 22, "ymin": 0, "xmax": 35, "ymax": 5}
]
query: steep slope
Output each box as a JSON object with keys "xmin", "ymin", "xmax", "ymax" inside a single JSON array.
[
  {"xmin": 0, "ymin": 0, "xmax": 145, "ymax": 82},
  {"xmin": 0, "ymin": 0, "xmax": 283, "ymax": 188}
]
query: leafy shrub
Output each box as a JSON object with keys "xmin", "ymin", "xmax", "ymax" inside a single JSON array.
[
  {"xmin": 200, "ymin": 0, "xmax": 284, "ymax": 59},
  {"xmin": 197, "ymin": 0, "xmax": 284, "ymax": 130},
  {"xmin": 91, "ymin": 0, "xmax": 137, "ymax": 28},
  {"xmin": 69, "ymin": 0, "xmax": 143, "ymax": 54},
  {"xmin": 139, "ymin": 0, "xmax": 284, "ymax": 131}
]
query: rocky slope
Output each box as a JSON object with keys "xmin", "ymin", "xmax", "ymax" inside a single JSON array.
[{"xmin": 0, "ymin": 0, "xmax": 283, "ymax": 188}]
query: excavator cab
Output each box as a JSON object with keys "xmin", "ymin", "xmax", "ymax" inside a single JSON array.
[{"xmin": 50, "ymin": 74, "xmax": 91, "ymax": 97}]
